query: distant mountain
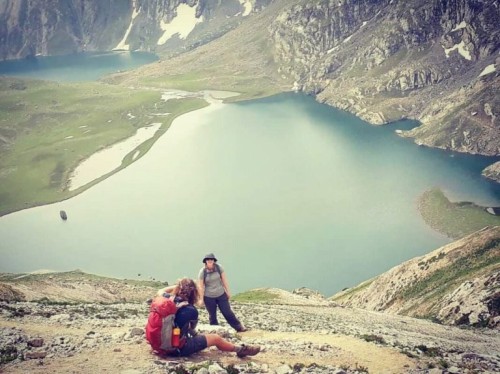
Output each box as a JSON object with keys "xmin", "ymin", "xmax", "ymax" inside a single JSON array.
[
  {"xmin": 0, "ymin": 0, "xmax": 272, "ymax": 59},
  {"xmin": 1, "ymin": 0, "xmax": 498, "ymax": 173}
]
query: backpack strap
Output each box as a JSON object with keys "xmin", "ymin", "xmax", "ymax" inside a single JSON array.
[{"xmin": 203, "ymin": 263, "xmax": 222, "ymax": 285}]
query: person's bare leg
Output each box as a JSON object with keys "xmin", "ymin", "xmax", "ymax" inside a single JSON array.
[
  {"xmin": 204, "ymin": 333, "xmax": 236, "ymax": 352},
  {"xmin": 204, "ymin": 334, "xmax": 260, "ymax": 357}
]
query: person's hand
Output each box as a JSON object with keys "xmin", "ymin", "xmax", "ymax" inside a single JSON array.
[{"xmin": 226, "ymin": 292, "xmax": 231, "ymax": 300}]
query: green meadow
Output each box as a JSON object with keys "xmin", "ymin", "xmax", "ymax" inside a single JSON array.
[
  {"xmin": 417, "ymin": 188, "xmax": 500, "ymax": 239},
  {"xmin": 0, "ymin": 77, "xmax": 207, "ymax": 216}
]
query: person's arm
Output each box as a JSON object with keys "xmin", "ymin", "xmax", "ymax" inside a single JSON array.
[
  {"xmin": 197, "ymin": 277, "xmax": 205, "ymax": 307},
  {"xmin": 221, "ymin": 271, "xmax": 231, "ymax": 299},
  {"xmin": 156, "ymin": 284, "xmax": 177, "ymax": 297}
]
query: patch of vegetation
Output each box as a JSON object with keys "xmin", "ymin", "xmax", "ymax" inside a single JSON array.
[
  {"xmin": 417, "ymin": 188, "xmax": 500, "ymax": 239},
  {"xmin": 2, "ymin": 304, "xmax": 31, "ymax": 317},
  {"xmin": 401, "ymin": 238, "xmax": 499, "ymax": 302},
  {"xmin": 437, "ymin": 358, "xmax": 450, "ymax": 369},
  {"xmin": 233, "ymin": 289, "xmax": 279, "ymax": 303},
  {"xmin": 0, "ymin": 345, "xmax": 18, "ymax": 364},
  {"xmin": 361, "ymin": 334, "xmax": 386, "ymax": 345},
  {"xmin": 340, "ymin": 362, "xmax": 369, "ymax": 373},
  {"xmin": 35, "ymin": 298, "xmax": 76, "ymax": 306},
  {"xmin": 292, "ymin": 363, "xmax": 305, "ymax": 372},
  {"xmin": 416, "ymin": 344, "xmax": 442, "ymax": 357},
  {"xmin": 330, "ymin": 280, "xmax": 374, "ymax": 302},
  {"xmin": 402, "ymin": 350, "xmax": 418, "ymax": 359},
  {"xmin": 418, "ymin": 252, "xmax": 446, "ymax": 270}
]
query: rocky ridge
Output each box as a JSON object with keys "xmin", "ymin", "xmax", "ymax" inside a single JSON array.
[
  {"xmin": 331, "ymin": 226, "xmax": 500, "ymax": 328},
  {"xmin": 0, "ymin": 0, "xmax": 271, "ymax": 59},
  {"xmin": 269, "ymin": 0, "xmax": 500, "ymax": 158},
  {"xmin": 1, "ymin": 282, "xmax": 500, "ymax": 373}
]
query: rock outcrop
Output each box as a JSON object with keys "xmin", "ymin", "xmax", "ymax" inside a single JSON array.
[
  {"xmin": 483, "ymin": 161, "xmax": 500, "ymax": 183},
  {"xmin": 269, "ymin": 0, "xmax": 500, "ymax": 156}
]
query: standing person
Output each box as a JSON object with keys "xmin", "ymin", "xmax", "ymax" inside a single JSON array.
[
  {"xmin": 152, "ymin": 278, "xmax": 260, "ymax": 358},
  {"xmin": 198, "ymin": 253, "xmax": 247, "ymax": 332}
]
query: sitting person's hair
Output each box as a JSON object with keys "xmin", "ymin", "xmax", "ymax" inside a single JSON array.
[{"xmin": 176, "ymin": 278, "xmax": 199, "ymax": 305}]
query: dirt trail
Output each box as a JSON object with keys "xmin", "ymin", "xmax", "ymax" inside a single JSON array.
[{"xmin": 1, "ymin": 320, "xmax": 416, "ymax": 374}]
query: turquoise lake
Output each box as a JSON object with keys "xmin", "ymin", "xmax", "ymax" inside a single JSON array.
[
  {"xmin": 1, "ymin": 54, "xmax": 499, "ymax": 296},
  {"xmin": 0, "ymin": 51, "xmax": 158, "ymax": 81}
]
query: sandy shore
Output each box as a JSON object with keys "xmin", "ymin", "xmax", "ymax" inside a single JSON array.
[{"xmin": 67, "ymin": 90, "xmax": 239, "ymax": 191}]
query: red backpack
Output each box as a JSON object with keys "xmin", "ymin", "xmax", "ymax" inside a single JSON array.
[{"xmin": 145, "ymin": 296, "xmax": 186, "ymax": 355}]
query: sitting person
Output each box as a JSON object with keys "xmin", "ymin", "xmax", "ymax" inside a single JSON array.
[{"xmin": 156, "ymin": 278, "xmax": 260, "ymax": 358}]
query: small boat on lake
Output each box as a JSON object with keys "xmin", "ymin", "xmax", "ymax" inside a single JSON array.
[{"xmin": 60, "ymin": 210, "xmax": 68, "ymax": 220}]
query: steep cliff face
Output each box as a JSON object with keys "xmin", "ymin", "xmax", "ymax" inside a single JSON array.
[
  {"xmin": 0, "ymin": 0, "xmax": 271, "ymax": 59},
  {"xmin": 269, "ymin": 0, "xmax": 499, "ymax": 157},
  {"xmin": 0, "ymin": 0, "xmax": 131, "ymax": 58},
  {"xmin": 331, "ymin": 226, "xmax": 500, "ymax": 329}
]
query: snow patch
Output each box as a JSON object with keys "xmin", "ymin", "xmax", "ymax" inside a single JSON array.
[
  {"xmin": 114, "ymin": 1, "xmax": 140, "ymax": 51},
  {"xmin": 444, "ymin": 40, "xmax": 471, "ymax": 60},
  {"xmin": 479, "ymin": 64, "xmax": 496, "ymax": 77},
  {"xmin": 239, "ymin": 0, "xmax": 253, "ymax": 16},
  {"xmin": 157, "ymin": 4, "xmax": 203, "ymax": 45},
  {"xmin": 452, "ymin": 21, "xmax": 467, "ymax": 32}
]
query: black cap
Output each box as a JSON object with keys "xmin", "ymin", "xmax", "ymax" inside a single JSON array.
[{"xmin": 202, "ymin": 253, "xmax": 217, "ymax": 263}]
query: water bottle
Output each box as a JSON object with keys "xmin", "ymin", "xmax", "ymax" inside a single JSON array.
[{"xmin": 172, "ymin": 327, "xmax": 181, "ymax": 347}]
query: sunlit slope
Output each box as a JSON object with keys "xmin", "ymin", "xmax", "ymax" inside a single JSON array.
[{"xmin": 104, "ymin": 0, "xmax": 295, "ymax": 100}]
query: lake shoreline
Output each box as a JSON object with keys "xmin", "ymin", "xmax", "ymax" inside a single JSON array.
[
  {"xmin": 65, "ymin": 89, "xmax": 240, "ymax": 193},
  {"xmin": 0, "ymin": 86, "xmax": 237, "ymax": 218},
  {"xmin": 2, "ymin": 92, "xmax": 499, "ymax": 296}
]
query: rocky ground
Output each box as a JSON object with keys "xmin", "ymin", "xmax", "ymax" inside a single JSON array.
[{"xmin": 1, "ymin": 277, "xmax": 499, "ymax": 374}]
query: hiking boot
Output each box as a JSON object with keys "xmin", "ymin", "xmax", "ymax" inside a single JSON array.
[
  {"xmin": 236, "ymin": 344, "xmax": 260, "ymax": 358},
  {"xmin": 236, "ymin": 326, "xmax": 249, "ymax": 332}
]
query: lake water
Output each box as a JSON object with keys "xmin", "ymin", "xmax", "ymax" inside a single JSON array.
[
  {"xmin": 0, "ymin": 51, "xmax": 158, "ymax": 81},
  {"xmin": 1, "ymin": 57, "xmax": 499, "ymax": 296}
]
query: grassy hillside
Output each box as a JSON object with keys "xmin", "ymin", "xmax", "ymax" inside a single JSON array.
[
  {"xmin": 0, "ymin": 77, "xmax": 207, "ymax": 216},
  {"xmin": 103, "ymin": 0, "xmax": 294, "ymax": 101},
  {"xmin": 417, "ymin": 188, "xmax": 500, "ymax": 239}
]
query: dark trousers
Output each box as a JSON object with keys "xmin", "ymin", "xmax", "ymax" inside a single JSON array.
[{"xmin": 203, "ymin": 293, "xmax": 242, "ymax": 331}]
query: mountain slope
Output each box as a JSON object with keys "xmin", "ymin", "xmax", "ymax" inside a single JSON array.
[
  {"xmin": 331, "ymin": 225, "xmax": 500, "ymax": 328},
  {"xmin": 268, "ymin": 0, "xmax": 500, "ymax": 157},
  {"xmin": 1, "ymin": 271, "xmax": 500, "ymax": 373}
]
